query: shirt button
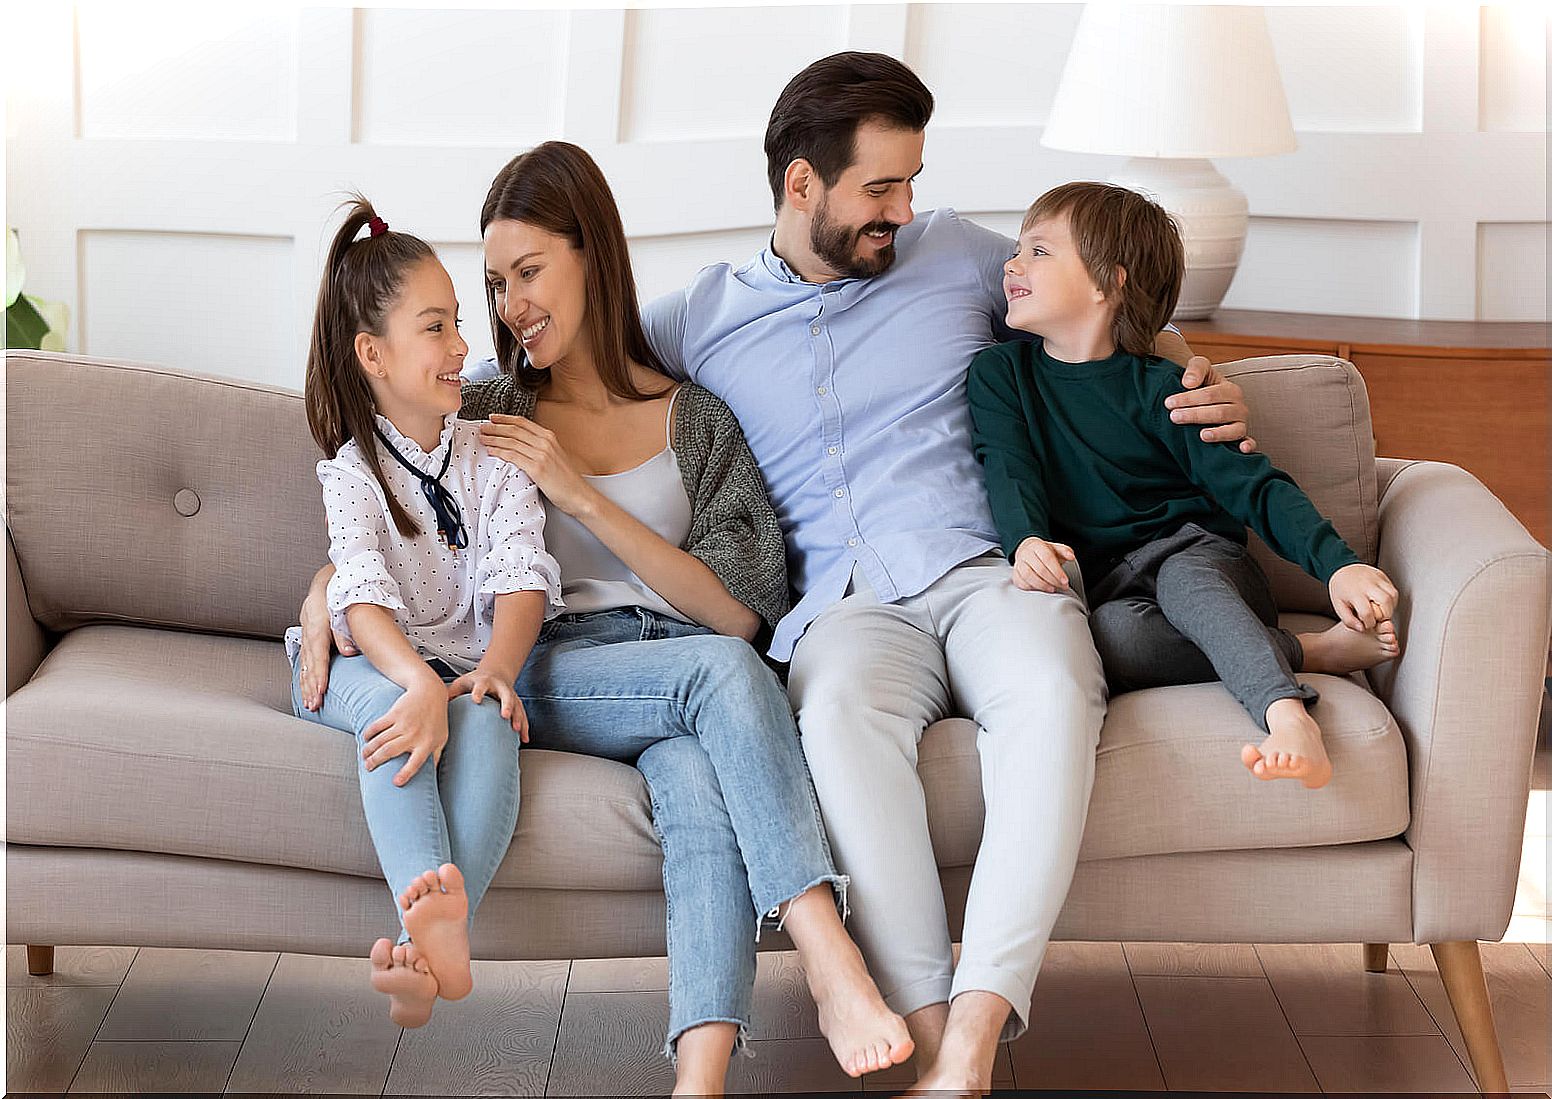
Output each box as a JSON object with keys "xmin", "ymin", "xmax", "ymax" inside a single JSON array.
[
  {"xmin": 827, "ymin": 446, "xmax": 838, "ymax": 455},
  {"xmin": 847, "ymin": 537, "xmax": 858, "ymax": 547},
  {"xmin": 834, "ymin": 488, "xmax": 845, "ymax": 498},
  {"xmin": 810, "ymin": 325, "xmax": 821, "ymax": 335},
  {"xmin": 817, "ymin": 386, "xmax": 827, "ymax": 396}
]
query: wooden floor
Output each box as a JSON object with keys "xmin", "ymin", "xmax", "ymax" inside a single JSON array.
[{"xmin": 10, "ymin": 749, "xmax": 1549, "ymax": 1096}]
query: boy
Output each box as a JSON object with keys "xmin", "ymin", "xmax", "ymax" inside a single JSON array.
[{"xmin": 967, "ymin": 182, "xmax": 1399, "ymax": 789}]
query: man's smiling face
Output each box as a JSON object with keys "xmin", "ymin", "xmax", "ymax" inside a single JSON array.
[{"xmin": 806, "ymin": 120, "xmax": 925, "ymax": 280}]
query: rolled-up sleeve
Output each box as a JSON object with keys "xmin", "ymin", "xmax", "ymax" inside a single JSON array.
[
  {"xmin": 319, "ymin": 461, "xmax": 407, "ymax": 643},
  {"xmin": 476, "ymin": 464, "xmax": 565, "ymax": 617}
]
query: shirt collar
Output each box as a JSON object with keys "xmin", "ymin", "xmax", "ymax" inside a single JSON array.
[
  {"xmin": 373, "ymin": 412, "xmax": 456, "ymax": 472},
  {"xmin": 755, "ymin": 232, "xmax": 859, "ymax": 293}
]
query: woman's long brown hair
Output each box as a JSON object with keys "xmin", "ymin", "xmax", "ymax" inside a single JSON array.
[
  {"xmin": 304, "ymin": 194, "xmax": 435, "ymax": 537},
  {"xmin": 480, "ymin": 141, "xmax": 667, "ymax": 399}
]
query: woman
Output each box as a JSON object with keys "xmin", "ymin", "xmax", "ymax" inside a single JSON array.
[{"xmin": 298, "ymin": 141, "xmax": 911, "ymax": 1095}]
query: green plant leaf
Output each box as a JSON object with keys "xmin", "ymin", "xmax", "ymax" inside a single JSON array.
[
  {"xmin": 5, "ymin": 227, "xmax": 24, "ymax": 309},
  {"xmin": 31, "ymin": 295, "xmax": 69, "ymax": 351},
  {"xmin": 6, "ymin": 292, "xmax": 49, "ymax": 349}
]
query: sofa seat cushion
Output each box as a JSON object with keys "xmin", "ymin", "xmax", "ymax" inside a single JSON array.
[
  {"xmin": 7, "ymin": 625, "xmax": 666, "ymax": 891},
  {"xmin": 10, "ymin": 618, "xmax": 1410, "ymax": 883}
]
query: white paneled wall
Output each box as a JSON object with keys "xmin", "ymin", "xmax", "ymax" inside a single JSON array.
[{"xmin": 6, "ymin": 2, "xmax": 1547, "ymax": 389}]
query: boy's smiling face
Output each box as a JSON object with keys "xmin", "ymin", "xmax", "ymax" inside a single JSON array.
[{"xmin": 1002, "ymin": 212, "xmax": 1110, "ymax": 340}]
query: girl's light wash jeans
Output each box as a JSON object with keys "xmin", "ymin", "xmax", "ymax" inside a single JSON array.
[
  {"xmin": 290, "ymin": 654, "xmax": 521, "ymax": 944},
  {"xmin": 514, "ymin": 607, "xmax": 844, "ymax": 1061}
]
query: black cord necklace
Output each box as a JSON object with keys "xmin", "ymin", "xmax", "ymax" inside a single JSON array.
[{"xmin": 373, "ymin": 424, "xmax": 469, "ymax": 552}]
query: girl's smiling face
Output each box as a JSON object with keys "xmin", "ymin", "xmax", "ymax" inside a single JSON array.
[
  {"xmin": 483, "ymin": 218, "xmax": 591, "ymax": 373},
  {"xmin": 357, "ymin": 256, "xmax": 468, "ymax": 432}
]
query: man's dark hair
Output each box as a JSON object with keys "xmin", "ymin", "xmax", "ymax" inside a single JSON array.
[{"xmin": 764, "ymin": 52, "xmax": 934, "ymax": 211}]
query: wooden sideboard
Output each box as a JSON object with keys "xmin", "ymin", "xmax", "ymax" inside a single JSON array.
[{"xmin": 1179, "ymin": 310, "xmax": 1551, "ymax": 546}]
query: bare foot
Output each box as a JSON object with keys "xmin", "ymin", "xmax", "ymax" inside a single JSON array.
[
  {"xmin": 805, "ymin": 946, "xmax": 914, "ymax": 1076},
  {"xmin": 400, "ymin": 863, "xmax": 472, "ymax": 1000},
  {"xmin": 1297, "ymin": 619, "xmax": 1399, "ymax": 675},
  {"xmin": 368, "ymin": 937, "xmax": 438, "ymax": 1028},
  {"xmin": 906, "ymin": 1064, "xmax": 989, "ymax": 1096},
  {"xmin": 1241, "ymin": 698, "xmax": 1333, "ymax": 789}
]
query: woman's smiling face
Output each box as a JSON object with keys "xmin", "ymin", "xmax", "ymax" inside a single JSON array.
[{"xmin": 483, "ymin": 218, "xmax": 591, "ymax": 372}]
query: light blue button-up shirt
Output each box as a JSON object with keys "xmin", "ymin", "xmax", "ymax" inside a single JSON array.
[{"xmin": 641, "ymin": 208, "xmax": 1027, "ymax": 660}]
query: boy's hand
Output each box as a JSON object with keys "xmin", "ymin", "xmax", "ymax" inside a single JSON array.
[
  {"xmin": 1329, "ymin": 563, "xmax": 1399, "ymax": 631},
  {"xmin": 1012, "ymin": 536, "xmax": 1077, "ymax": 593},
  {"xmin": 448, "ymin": 668, "xmax": 530, "ymax": 742},
  {"xmin": 360, "ymin": 677, "xmax": 450, "ymax": 786}
]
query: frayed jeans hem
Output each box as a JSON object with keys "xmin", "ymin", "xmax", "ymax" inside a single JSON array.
[
  {"xmin": 755, "ymin": 873, "xmax": 851, "ymax": 943},
  {"xmin": 663, "ymin": 1017, "xmax": 751, "ymax": 1065}
]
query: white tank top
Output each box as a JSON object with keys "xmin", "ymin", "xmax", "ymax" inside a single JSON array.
[{"xmin": 542, "ymin": 388, "xmax": 694, "ymax": 622}]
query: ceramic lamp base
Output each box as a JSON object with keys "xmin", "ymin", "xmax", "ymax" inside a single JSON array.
[{"xmin": 1109, "ymin": 156, "xmax": 1248, "ymax": 320}]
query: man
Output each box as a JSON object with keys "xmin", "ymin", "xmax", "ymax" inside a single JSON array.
[{"xmin": 638, "ymin": 53, "xmax": 1251, "ymax": 1091}]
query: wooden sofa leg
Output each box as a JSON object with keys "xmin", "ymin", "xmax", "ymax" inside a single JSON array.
[
  {"xmin": 1364, "ymin": 943, "xmax": 1389, "ymax": 972},
  {"xmin": 1430, "ymin": 941, "xmax": 1509, "ymax": 1093},
  {"xmin": 26, "ymin": 946, "xmax": 54, "ymax": 976}
]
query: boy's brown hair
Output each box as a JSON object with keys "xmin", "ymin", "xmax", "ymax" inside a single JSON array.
[{"xmin": 1023, "ymin": 182, "xmax": 1185, "ymax": 358}]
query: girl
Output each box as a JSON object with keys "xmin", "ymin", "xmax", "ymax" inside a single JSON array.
[
  {"xmin": 289, "ymin": 197, "xmax": 562, "ymax": 1028},
  {"xmin": 299, "ymin": 148, "xmax": 913, "ymax": 1095}
]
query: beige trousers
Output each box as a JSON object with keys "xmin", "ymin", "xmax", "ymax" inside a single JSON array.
[{"xmin": 786, "ymin": 554, "xmax": 1105, "ymax": 1039}]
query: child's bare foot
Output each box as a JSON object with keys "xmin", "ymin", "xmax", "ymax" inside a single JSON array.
[
  {"xmin": 804, "ymin": 944, "xmax": 914, "ymax": 1076},
  {"xmin": 369, "ymin": 937, "xmax": 438, "ymax": 1028},
  {"xmin": 1297, "ymin": 619, "xmax": 1399, "ymax": 675},
  {"xmin": 400, "ymin": 863, "xmax": 472, "ymax": 1000},
  {"xmin": 1241, "ymin": 698, "xmax": 1332, "ymax": 789}
]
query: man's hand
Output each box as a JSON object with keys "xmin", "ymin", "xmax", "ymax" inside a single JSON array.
[
  {"xmin": 1167, "ymin": 356, "xmax": 1258, "ymax": 453},
  {"xmin": 1012, "ymin": 536, "xmax": 1077, "ymax": 593},
  {"xmin": 1329, "ymin": 564, "xmax": 1399, "ymax": 632},
  {"xmin": 448, "ymin": 667, "xmax": 530, "ymax": 741},
  {"xmin": 360, "ymin": 676, "xmax": 450, "ymax": 786}
]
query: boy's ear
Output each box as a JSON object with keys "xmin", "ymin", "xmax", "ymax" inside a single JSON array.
[
  {"xmin": 1100, "ymin": 264, "xmax": 1128, "ymax": 302},
  {"xmin": 784, "ymin": 158, "xmax": 816, "ymax": 212}
]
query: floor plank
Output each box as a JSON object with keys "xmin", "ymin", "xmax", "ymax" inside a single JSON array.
[
  {"xmin": 1006, "ymin": 942, "xmax": 1164, "ymax": 1092},
  {"xmin": 6, "ymin": 945, "xmax": 137, "ymax": 988},
  {"xmin": 1297, "ymin": 1034, "xmax": 1477, "ymax": 1092},
  {"xmin": 6, "ymin": 986, "xmax": 117, "ymax": 1093},
  {"xmin": 1134, "ymin": 975, "xmax": 1319, "ymax": 1092},
  {"xmin": 1254, "ymin": 942, "xmax": 1439, "ymax": 1035},
  {"xmin": 545, "ymin": 991, "xmax": 675, "ymax": 1096},
  {"xmin": 224, "ymin": 953, "xmax": 401, "ymax": 1094},
  {"xmin": 566, "ymin": 956, "xmax": 668, "ymax": 994},
  {"xmin": 386, "ymin": 959, "xmax": 569, "ymax": 1096},
  {"xmin": 1391, "ymin": 940, "xmax": 1552, "ymax": 1089},
  {"xmin": 730, "ymin": 1037, "xmax": 860, "ymax": 1094},
  {"xmin": 68, "ymin": 1040, "xmax": 240, "ymax": 1093},
  {"xmin": 1122, "ymin": 941, "xmax": 1263, "ymax": 978},
  {"xmin": 750, "ymin": 951, "xmax": 820, "ymax": 1041},
  {"xmin": 97, "ymin": 948, "xmax": 277, "ymax": 1042}
]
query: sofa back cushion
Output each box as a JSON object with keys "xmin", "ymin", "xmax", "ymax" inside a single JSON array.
[
  {"xmin": 1217, "ymin": 355, "xmax": 1379, "ymax": 612},
  {"xmin": 6, "ymin": 352, "xmax": 328, "ymax": 639}
]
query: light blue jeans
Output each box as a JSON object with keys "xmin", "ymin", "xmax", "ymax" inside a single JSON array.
[
  {"xmin": 290, "ymin": 655, "xmax": 521, "ymax": 945},
  {"xmin": 514, "ymin": 607, "xmax": 844, "ymax": 1060}
]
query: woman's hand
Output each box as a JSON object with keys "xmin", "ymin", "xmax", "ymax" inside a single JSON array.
[
  {"xmin": 360, "ymin": 675, "xmax": 449, "ymax": 786},
  {"xmin": 480, "ymin": 414, "xmax": 600, "ymax": 517},
  {"xmin": 448, "ymin": 667, "xmax": 530, "ymax": 742},
  {"xmin": 1012, "ymin": 536, "xmax": 1077, "ymax": 593},
  {"xmin": 1166, "ymin": 357, "xmax": 1258, "ymax": 453},
  {"xmin": 297, "ymin": 569, "xmax": 357, "ymax": 711},
  {"xmin": 1329, "ymin": 563, "xmax": 1399, "ymax": 632}
]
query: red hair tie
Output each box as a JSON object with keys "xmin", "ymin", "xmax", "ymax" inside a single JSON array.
[{"xmin": 368, "ymin": 216, "xmax": 388, "ymax": 238}]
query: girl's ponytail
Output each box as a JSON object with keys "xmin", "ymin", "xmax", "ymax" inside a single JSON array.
[{"xmin": 303, "ymin": 194, "xmax": 436, "ymax": 538}]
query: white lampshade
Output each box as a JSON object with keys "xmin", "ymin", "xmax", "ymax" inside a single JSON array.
[
  {"xmin": 1040, "ymin": 5, "xmax": 1296, "ymax": 317},
  {"xmin": 1042, "ymin": 5, "xmax": 1295, "ymax": 159}
]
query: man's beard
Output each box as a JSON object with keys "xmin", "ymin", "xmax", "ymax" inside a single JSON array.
[{"xmin": 810, "ymin": 194, "xmax": 899, "ymax": 280}]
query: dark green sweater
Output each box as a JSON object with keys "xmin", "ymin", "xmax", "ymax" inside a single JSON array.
[{"xmin": 966, "ymin": 339, "xmax": 1361, "ymax": 590}]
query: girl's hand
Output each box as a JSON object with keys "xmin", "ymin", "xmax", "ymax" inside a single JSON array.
[
  {"xmin": 479, "ymin": 414, "xmax": 599, "ymax": 517},
  {"xmin": 448, "ymin": 668, "xmax": 530, "ymax": 742},
  {"xmin": 1012, "ymin": 536, "xmax": 1077, "ymax": 593},
  {"xmin": 360, "ymin": 677, "xmax": 449, "ymax": 786},
  {"xmin": 1329, "ymin": 563, "xmax": 1399, "ymax": 631},
  {"xmin": 297, "ymin": 580, "xmax": 357, "ymax": 711}
]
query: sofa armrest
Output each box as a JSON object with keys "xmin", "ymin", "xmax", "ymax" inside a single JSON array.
[
  {"xmin": 1367, "ymin": 458, "xmax": 1551, "ymax": 943},
  {"xmin": 7, "ymin": 528, "xmax": 48, "ymax": 696}
]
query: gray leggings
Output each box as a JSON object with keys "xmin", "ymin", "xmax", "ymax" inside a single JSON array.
[{"xmin": 1087, "ymin": 522, "xmax": 1317, "ymax": 731}]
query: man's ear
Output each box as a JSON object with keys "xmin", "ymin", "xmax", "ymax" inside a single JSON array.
[{"xmin": 784, "ymin": 159, "xmax": 816, "ymax": 213}]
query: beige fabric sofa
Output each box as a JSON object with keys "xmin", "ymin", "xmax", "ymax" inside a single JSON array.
[{"xmin": 7, "ymin": 349, "xmax": 1548, "ymax": 1090}]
